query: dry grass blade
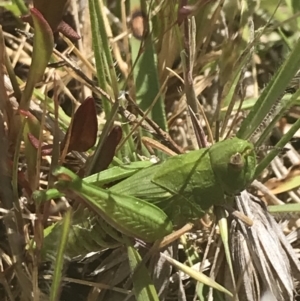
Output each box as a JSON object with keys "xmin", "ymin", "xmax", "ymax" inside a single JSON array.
[
  {"xmin": 150, "ymin": 245, "xmax": 174, "ymax": 300},
  {"xmin": 228, "ymin": 191, "xmax": 300, "ymax": 301}
]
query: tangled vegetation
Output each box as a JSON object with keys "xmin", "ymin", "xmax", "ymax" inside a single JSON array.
[{"xmin": 1, "ymin": 0, "xmax": 300, "ymax": 300}]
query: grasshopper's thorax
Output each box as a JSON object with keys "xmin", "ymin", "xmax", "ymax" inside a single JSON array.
[{"xmin": 209, "ymin": 137, "xmax": 256, "ymax": 196}]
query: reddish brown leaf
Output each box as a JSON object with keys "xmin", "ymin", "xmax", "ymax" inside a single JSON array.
[
  {"xmin": 177, "ymin": 0, "xmax": 216, "ymax": 25},
  {"xmin": 7, "ymin": 160, "xmax": 33, "ymax": 197},
  {"xmin": 27, "ymin": 133, "xmax": 53, "ymax": 156},
  {"xmin": 21, "ymin": 0, "xmax": 80, "ymax": 40},
  {"xmin": 19, "ymin": 109, "xmax": 32, "ymax": 118},
  {"xmin": 177, "ymin": 0, "xmax": 189, "ymax": 25},
  {"xmin": 17, "ymin": 169, "xmax": 33, "ymax": 197},
  {"xmin": 90, "ymin": 125, "xmax": 123, "ymax": 174},
  {"xmin": 27, "ymin": 132, "xmax": 41, "ymax": 149},
  {"xmin": 61, "ymin": 97, "xmax": 98, "ymax": 153},
  {"xmin": 57, "ymin": 20, "xmax": 81, "ymax": 41},
  {"xmin": 33, "ymin": 0, "xmax": 69, "ymax": 33},
  {"xmin": 21, "ymin": 15, "xmax": 80, "ymax": 41},
  {"xmin": 23, "ymin": 110, "xmax": 53, "ymax": 156}
]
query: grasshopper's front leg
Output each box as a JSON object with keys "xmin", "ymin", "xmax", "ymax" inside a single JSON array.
[{"xmin": 53, "ymin": 167, "xmax": 173, "ymax": 243}]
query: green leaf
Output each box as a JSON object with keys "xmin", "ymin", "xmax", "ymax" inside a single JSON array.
[
  {"xmin": 129, "ymin": 0, "xmax": 168, "ymax": 130},
  {"xmin": 237, "ymin": 37, "xmax": 300, "ymax": 143},
  {"xmin": 20, "ymin": 8, "xmax": 54, "ymax": 110},
  {"xmin": 49, "ymin": 210, "xmax": 72, "ymax": 301},
  {"xmin": 127, "ymin": 243, "xmax": 160, "ymax": 301}
]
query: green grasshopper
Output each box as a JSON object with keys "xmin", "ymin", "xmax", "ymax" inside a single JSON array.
[{"xmin": 40, "ymin": 136, "xmax": 256, "ymax": 257}]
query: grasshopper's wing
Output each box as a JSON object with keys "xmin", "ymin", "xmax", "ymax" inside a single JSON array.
[
  {"xmin": 110, "ymin": 163, "xmax": 171, "ymax": 203},
  {"xmin": 152, "ymin": 149, "xmax": 225, "ymax": 223},
  {"xmin": 152, "ymin": 148, "xmax": 211, "ymax": 200},
  {"xmin": 84, "ymin": 161, "xmax": 154, "ymax": 186}
]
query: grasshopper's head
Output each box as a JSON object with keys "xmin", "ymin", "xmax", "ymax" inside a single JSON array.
[{"xmin": 209, "ymin": 137, "xmax": 256, "ymax": 196}]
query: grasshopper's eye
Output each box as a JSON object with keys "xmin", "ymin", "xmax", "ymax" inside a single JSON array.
[{"xmin": 229, "ymin": 153, "xmax": 244, "ymax": 170}]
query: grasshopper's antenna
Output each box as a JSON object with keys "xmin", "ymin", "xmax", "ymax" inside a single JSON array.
[
  {"xmin": 248, "ymin": 93, "xmax": 284, "ymax": 144},
  {"xmin": 254, "ymin": 145, "xmax": 289, "ymax": 154}
]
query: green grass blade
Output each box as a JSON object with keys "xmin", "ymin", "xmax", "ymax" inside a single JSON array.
[
  {"xmin": 20, "ymin": 8, "xmax": 54, "ymax": 110},
  {"xmin": 49, "ymin": 209, "xmax": 72, "ymax": 301},
  {"xmin": 255, "ymin": 113, "xmax": 300, "ymax": 177},
  {"xmin": 215, "ymin": 207, "xmax": 236, "ymax": 292},
  {"xmin": 127, "ymin": 243, "xmax": 160, "ymax": 301},
  {"xmin": 88, "ymin": 0, "xmax": 111, "ymax": 115},
  {"xmin": 268, "ymin": 203, "xmax": 300, "ymax": 213},
  {"xmin": 160, "ymin": 252, "xmax": 233, "ymax": 297},
  {"xmin": 129, "ymin": 0, "xmax": 168, "ymax": 130},
  {"xmin": 237, "ymin": 37, "xmax": 300, "ymax": 142}
]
